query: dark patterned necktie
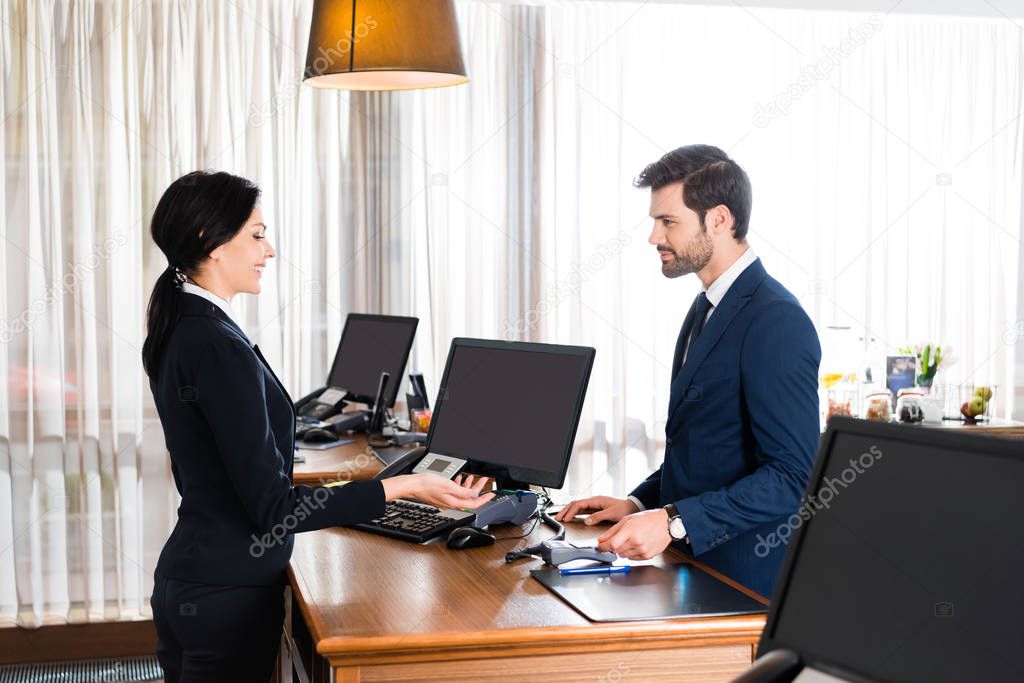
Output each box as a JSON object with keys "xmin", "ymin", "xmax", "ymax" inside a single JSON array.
[{"xmin": 690, "ymin": 292, "xmax": 711, "ymax": 345}]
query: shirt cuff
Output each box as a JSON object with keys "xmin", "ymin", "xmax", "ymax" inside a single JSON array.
[{"xmin": 626, "ymin": 495, "xmax": 645, "ymax": 512}]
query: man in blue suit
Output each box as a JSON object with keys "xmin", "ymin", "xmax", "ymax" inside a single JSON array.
[{"xmin": 556, "ymin": 145, "xmax": 821, "ymax": 598}]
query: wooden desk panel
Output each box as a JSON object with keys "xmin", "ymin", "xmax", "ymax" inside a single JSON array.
[
  {"xmin": 288, "ymin": 521, "xmax": 767, "ymax": 682},
  {"xmin": 927, "ymin": 422, "xmax": 1024, "ymax": 438},
  {"xmin": 293, "ymin": 435, "xmax": 382, "ymax": 485}
]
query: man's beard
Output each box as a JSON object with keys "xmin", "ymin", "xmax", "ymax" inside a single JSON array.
[{"xmin": 660, "ymin": 229, "xmax": 713, "ymax": 278}]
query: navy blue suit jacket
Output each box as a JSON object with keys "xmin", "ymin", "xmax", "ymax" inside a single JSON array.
[
  {"xmin": 150, "ymin": 292, "xmax": 386, "ymax": 586},
  {"xmin": 630, "ymin": 258, "xmax": 821, "ymax": 598}
]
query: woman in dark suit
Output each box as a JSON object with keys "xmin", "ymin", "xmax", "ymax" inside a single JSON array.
[{"xmin": 143, "ymin": 171, "xmax": 490, "ymax": 683}]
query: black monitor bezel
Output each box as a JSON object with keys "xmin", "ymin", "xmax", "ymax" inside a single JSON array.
[
  {"xmin": 326, "ymin": 313, "xmax": 419, "ymax": 407},
  {"xmin": 757, "ymin": 416, "xmax": 1024, "ymax": 682},
  {"xmin": 425, "ymin": 337, "xmax": 596, "ymax": 490}
]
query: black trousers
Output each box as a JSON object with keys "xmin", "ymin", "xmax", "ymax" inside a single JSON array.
[{"xmin": 151, "ymin": 572, "xmax": 284, "ymax": 683}]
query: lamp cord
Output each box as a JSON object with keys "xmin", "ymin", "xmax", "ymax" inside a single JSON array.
[{"xmin": 349, "ymin": 0, "xmax": 357, "ymax": 73}]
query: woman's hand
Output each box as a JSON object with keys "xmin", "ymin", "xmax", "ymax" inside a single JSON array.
[{"xmin": 382, "ymin": 472, "xmax": 494, "ymax": 510}]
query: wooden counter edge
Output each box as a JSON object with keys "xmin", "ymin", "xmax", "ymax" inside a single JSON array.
[
  {"xmin": 289, "ymin": 556, "xmax": 765, "ymax": 663},
  {"xmin": 312, "ymin": 615, "xmax": 766, "ymax": 663}
]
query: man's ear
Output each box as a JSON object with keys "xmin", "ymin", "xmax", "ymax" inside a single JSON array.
[
  {"xmin": 706, "ymin": 205, "xmax": 734, "ymax": 237},
  {"xmin": 208, "ymin": 243, "xmax": 223, "ymax": 262}
]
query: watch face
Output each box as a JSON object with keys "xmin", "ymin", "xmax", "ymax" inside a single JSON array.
[{"xmin": 669, "ymin": 517, "xmax": 685, "ymax": 540}]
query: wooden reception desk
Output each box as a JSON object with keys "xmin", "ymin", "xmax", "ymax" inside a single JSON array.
[
  {"xmin": 285, "ymin": 521, "xmax": 767, "ymax": 683},
  {"xmin": 285, "ymin": 421, "xmax": 1023, "ymax": 681}
]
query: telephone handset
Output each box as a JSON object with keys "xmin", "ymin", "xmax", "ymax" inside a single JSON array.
[
  {"xmin": 372, "ymin": 448, "xmax": 469, "ymax": 481},
  {"xmin": 367, "ymin": 372, "xmax": 390, "ymax": 435},
  {"xmin": 296, "ymin": 386, "xmax": 348, "ymax": 420},
  {"xmin": 373, "ymin": 446, "xmax": 427, "ymax": 480}
]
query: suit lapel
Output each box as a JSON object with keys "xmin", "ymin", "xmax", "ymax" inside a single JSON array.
[
  {"xmin": 180, "ymin": 292, "xmax": 297, "ymax": 473},
  {"xmin": 252, "ymin": 344, "xmax": 294, "ymax": 408},
  {"xmin": 252, "ymin": 344, "xmax": 297, "ymax": 478},
  {"xmin": 180, "ymin": 291, "xmax": 294, "ymax": 412},
  {"xmin": 666, "ymin": 259, "xmax": 768, "ymax": 422}
]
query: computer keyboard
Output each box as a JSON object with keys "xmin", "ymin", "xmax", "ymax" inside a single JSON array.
[{"xmin": 353, "ymin": 499, "xmax": 475, "ymax": 543}]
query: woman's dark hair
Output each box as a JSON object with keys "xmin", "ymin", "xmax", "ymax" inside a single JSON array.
[
  {"xmin": 142, "ymin": 171, "xmax": 261, "ymax": 378},
  {"xmin": 634, "ymin": 144, "xmax": 753, "ymax": 241}
]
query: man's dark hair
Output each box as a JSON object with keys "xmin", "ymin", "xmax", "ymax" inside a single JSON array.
[{"xmin": 634, "ymin": 144, "xmax": 752, "ymax": 241}]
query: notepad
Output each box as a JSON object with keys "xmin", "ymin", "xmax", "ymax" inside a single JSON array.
[{"xmin": 531, "ymin": 563, "xmax": 767, "ymax": 622}]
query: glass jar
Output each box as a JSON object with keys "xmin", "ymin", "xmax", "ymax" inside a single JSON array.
[
  {"xmin": 921, "ymin": 396, "xmax": 944, "ymax": 423},
  {"xmin": 410, "ymin": 408, "xmax": 432, "ymax": 432},
  {"xmin": 826, "ymin": 389, "xmax": 856, "ymax": 421},
  {"xmin": 862, "ymin": 390, "xmax": 892, "ymax": 422},
  {"xmin": 896, "ymin": 389, "xmax": 925, "ymax": 423}
]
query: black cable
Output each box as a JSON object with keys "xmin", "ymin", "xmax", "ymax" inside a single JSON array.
[
  {"xmin": 493, "ymin": 489, "xmax": 549, "ymax": 541},
  {"xmin": 539, "ymin": 508, "xmax": 565, "ymax": 541},
  {"xmin": 492, "ymin": 514, "xmax": 541, "ymax": 541},
  {"xmin": 504, "ymin": 492, "xmax": 564, "ymax": 561}
]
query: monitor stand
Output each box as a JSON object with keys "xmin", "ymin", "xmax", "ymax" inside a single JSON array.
[{"xmin": 494, "ymin": 474, "xmax": 532, "ymax": 491}]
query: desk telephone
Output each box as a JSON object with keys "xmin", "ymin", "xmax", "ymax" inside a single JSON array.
[
  {"xmin": 296, "ymin": 386, "xmax": 348, "ymax": 420},
  {"xmin": 295, "ymin": 372, "xmax": 390, "ymax": 443}
]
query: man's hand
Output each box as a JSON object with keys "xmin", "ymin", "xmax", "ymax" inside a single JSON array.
[
  {"xmin": 595, "ymin": 509, "xmax": 673, "ymax": 560},
  {"xmin": 554, "ymin": 496, "xmax": 639, "ymax": 525}
]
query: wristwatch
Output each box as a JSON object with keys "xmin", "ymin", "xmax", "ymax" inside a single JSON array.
[{"xmin": 663, "ymin": 503, "xmax": 687, "ymax": 541}]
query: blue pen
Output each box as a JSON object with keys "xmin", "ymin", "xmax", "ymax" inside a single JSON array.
[{"xmin": 559, "ymin": 565, "xmax": 631, "ymax": 576}]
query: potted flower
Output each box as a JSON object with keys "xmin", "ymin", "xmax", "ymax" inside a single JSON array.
[{"xmin": 897, "ymin": 343, "xmax": 944, "ymax": 389}]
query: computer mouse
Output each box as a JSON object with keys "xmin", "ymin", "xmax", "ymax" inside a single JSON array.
[
  {"xmin": 446, "ymin": 526, "xmax": 495, "ymax": 549},
  {"xmin": 302, "ymin": 428, "xmax": 338, "ymax": 444}
]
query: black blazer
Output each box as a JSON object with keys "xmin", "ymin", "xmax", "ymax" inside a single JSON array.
[{"xmin": 151, "ymin": 292, "xmax": 385, "ymax": 586}]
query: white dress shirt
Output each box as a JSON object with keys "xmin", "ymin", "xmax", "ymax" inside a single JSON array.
[
  {"xmin": 181, "ymin": 282, "xmax": 251, "ymax": 346},
  {"xmin": 627, "ymin": 247, "xmax": 757, "ymax": 520},
  {"xmin": 682, "ymin": 246, "xmax": 757, "ymax": 365}
]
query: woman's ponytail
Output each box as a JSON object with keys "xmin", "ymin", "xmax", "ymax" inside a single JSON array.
[{"xmin": 142, "ymin": 266, "xmax": 185, "ymax": 378}]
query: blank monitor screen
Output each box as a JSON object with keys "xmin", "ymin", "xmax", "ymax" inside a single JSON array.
[
  {"xmin": 426, "ymin": 339, "xmax": 595, "ymax": 489},
  {"xmin": 326, "ymin": 314, "xmax": 418, "ymax": 407},
  {"xmin": 763, "ymin": 419, "xmax": 1024, "ymax": 682}
]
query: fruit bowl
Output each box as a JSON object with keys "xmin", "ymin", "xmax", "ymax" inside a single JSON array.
[
  {"xmin": 929, "ymin": 384, "xmax": 997, "ymax": 423},
  {"xmin": 958, "ymin": 385, "xmax": 995, "ymax": 423}
]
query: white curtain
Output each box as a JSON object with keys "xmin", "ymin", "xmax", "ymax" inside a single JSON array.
[
  {"xmin": 401, "ymin": 2, "xmax": 1024, "ymax": 497},
  {"xmin": 0, "ymin": 0, "xmax": 395, "ymax": 627},
  {"xmin": 2, "ymin": 0, "xmax": 1022, "ymax": 626}
]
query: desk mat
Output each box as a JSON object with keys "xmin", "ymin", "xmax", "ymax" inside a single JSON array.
[
  {"xmin": 531, "ymin": 563, "xmax": 767, "ymax": 622},
  {"xmin": 295, "ymin": 437, "xmax": 355, "ymax": 451}
]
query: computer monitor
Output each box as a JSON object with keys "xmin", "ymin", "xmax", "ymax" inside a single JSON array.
[
  {"xmin": 425, "ymin": 338, "xmax": 596, "ymax": 489},
  {"xmin": 326, "ymin": 314, "xmax": 418, "ymax": 407},
  {"xmin": 757, "ymin": 417, "xmax": 1024, "ymax": 682}
]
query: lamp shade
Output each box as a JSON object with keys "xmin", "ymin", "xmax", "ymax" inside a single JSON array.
[{"xmin": 304, "ymin": 0, "xmax": 469, "ymax": 91}]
